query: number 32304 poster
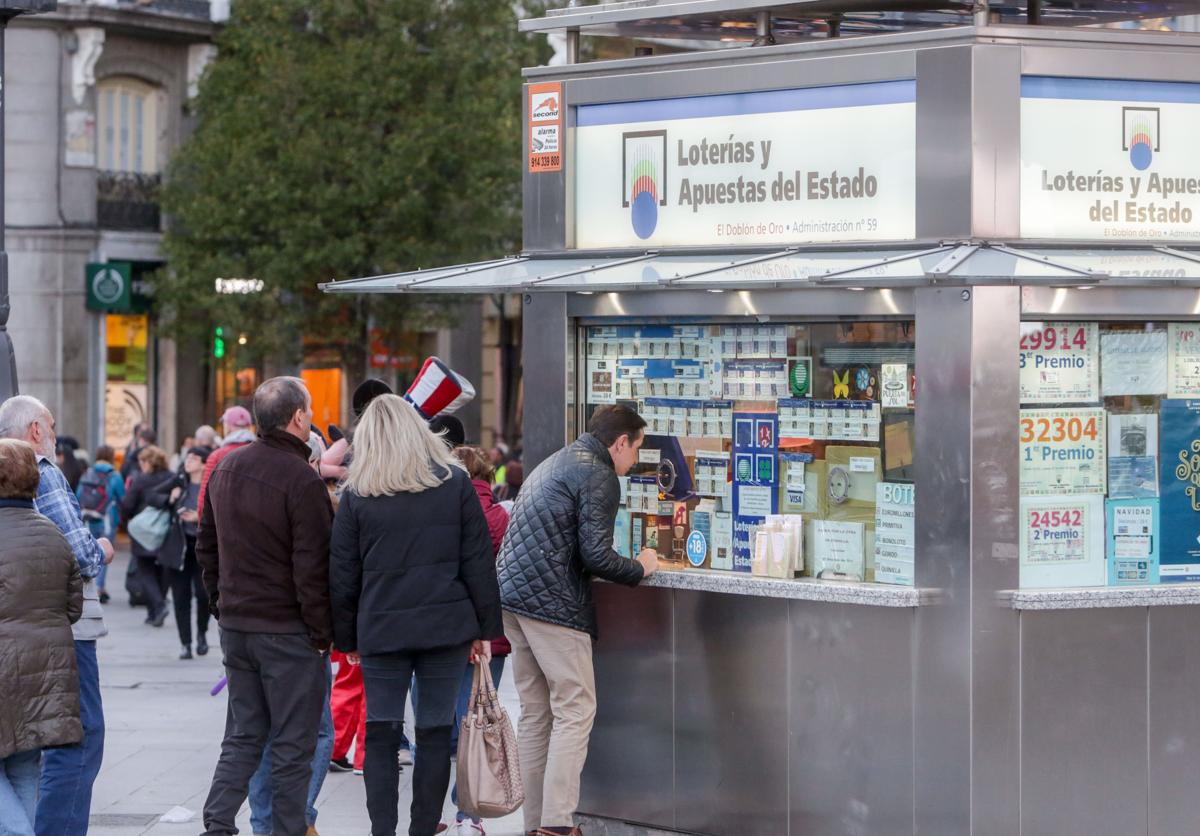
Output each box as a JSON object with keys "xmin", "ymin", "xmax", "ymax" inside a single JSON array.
[{"xmin": 1020, "ymin": 408, "xmax": 1106, "ymax": 496}]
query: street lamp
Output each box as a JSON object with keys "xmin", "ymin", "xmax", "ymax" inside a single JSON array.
[{"xmin": 0, "ymin": 1, "xmax": 57, "ymax": 401}]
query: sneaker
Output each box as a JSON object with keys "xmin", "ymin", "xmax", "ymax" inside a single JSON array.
[
  {"xmin": 328, "ymin": 757, "xmax": 353, "ymax": 773},
  {"xmin": 150, "ymin": 607, "xmax": 168, "ymax": 627},
  {"xmin": 353, "ymin": 766, "xmax": 364, "ymax": 776},
  {"xmin": 196, "ymin": 634, "xmax": 209, "ymax": 656},
  {"xmin": 98, "ymin": 590, "xmax": 110, "ymax": 604},
  {"xmin": 179, "ymin": 645, "xmax": 193, "ymax": 660},
  {"xmin": 398, "ymin": 748, "xmax": 413, "ymax": 766},
  {"xmin": 456, "ymin": 820, "xmax": 485, "ymax": 835}
]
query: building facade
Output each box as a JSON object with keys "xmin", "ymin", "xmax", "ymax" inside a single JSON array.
[
  {"xmin": 6, "ymin": 0, "xmax": 220, "ymax": 455},
  {"xmin": 6, "ymin": 0, "xmax": 518, "ymax": 457}
]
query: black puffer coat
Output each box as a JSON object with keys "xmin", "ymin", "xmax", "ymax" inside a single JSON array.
[
  {"xmin": 329, "ymin": 466, "xmax": 503, "ymax": 656},
  {"xmin": 0, "ymin": 500, "xmax": 84, "ymax": 759},
  {"xmin": 497, "ymin": 433, "xmax": 644, "ymax": 638}
]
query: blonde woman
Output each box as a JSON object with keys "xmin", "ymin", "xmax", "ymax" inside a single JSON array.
[{"xmin": 330, "ymin": 395, "xmax": 502, "ymax": 836}]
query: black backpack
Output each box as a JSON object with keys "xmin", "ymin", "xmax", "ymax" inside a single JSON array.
[{"xmin": 77, "ymin": 467, "xmax": 109, "ymax": 522}]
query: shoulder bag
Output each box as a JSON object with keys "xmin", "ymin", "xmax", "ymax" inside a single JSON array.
[{"xmin": 456, "ymin": 658, "xmax": 524, "ymax": 818}]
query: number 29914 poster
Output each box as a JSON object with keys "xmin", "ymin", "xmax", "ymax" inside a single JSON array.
[{"xmin": 1020, "ymin": 322, "xmax": 1099, "ymax": 404}]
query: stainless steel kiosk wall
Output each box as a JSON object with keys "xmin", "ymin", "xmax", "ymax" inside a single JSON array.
[{"xmin": 516, "ymin": 27, "xmax": 1200, "ymax": 836}]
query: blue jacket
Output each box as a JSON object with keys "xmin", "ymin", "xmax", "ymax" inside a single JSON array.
[{"xmin": 76, "ymin": 461, "xmax": 125, "ymax": 538}]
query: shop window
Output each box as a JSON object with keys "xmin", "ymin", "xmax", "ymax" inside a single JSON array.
[
  {"xmin": 582, "ymin": 321, "xmax": 916, "ymax": 585},
  {"xmin": 97, "ymin": 76, "xmax": 160, "ymax": 175},
  {"xmin": 1018, "ymin": 321, "xmax": 1200, "ymax": 588},
  {"xmin": 104, "ymin": 313, "xmax": 149, "ymax": 454}
]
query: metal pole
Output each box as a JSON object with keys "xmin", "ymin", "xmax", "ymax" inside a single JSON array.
[
  {"xmin": 0, "ymin": 17, "xmax": 13, "ymax": 400},
  {"xmin": 1028, "ymin": 0, "xmax": 1041, "ymax": 25},
  {"xmin": 973, "ymin": 1, "xmax": 990, "ymax": 26},
  {"xmin": 565, "ymin": 28, "xmax": 580, "ymax": 64},
  {"xmin": 753, "ymin": 10, "xmax": 775, "ymax": 46}
]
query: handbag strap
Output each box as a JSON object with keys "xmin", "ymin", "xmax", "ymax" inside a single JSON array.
[
  {"xmin": 467, "ymin": 659, "xmax": 483, "ymax": 715},
  {"xmin": 478, "ymin": 658, "xmax": 502, "ymax": 717}
]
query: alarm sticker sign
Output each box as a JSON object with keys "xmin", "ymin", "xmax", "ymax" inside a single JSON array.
[{"xmin": 528, "ymin": 82, "xmax": 563, "ymax": 173}]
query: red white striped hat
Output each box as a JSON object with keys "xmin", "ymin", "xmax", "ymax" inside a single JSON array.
[{"xmin": 404, "ymin": 356, "xmax": 476, "ymax": 419}]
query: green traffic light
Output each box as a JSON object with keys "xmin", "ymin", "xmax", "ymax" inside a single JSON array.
[{"xmin": 214, "ymin": 326, "xmax": 225, "ymax": 359}]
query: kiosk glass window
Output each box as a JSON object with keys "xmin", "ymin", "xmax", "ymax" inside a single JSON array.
[
  {"xmin": 582, "ymin": 321, "xmax": 916, "ymax": 585},
  {"xmin": 1018, "ymin": 321, "xmax": 1200, "ymax": 588}
]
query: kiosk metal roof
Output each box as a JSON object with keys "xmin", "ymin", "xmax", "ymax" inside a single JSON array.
[
  {"xmin": 319, "ymin": 244, "xmax": 1200, "ymax": 295},
  {"xmin": 518, "ymin": 0, "xmax": 1198, "ymax": 42}
]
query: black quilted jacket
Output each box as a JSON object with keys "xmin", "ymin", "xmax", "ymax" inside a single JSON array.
[{"xmin": 497, "ymin": 433, "xmax": 644, "ymax": 638}]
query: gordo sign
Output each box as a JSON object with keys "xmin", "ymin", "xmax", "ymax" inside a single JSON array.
[
  {"xmin": 1021, "ymin": 77, "xmax": 1200, "ymax": 241},
  {"xmin": 1020, "ymin": 407, "xmax": 1107, "ymax": 496},
  {"xmin": 574, "ymin": 81, "xmax": 916, "ymax": 249}
]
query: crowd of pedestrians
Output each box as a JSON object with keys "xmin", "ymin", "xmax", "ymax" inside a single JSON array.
[{"xmin": 0, "ymin": 371, "xmax": 658, "ymax": 836}]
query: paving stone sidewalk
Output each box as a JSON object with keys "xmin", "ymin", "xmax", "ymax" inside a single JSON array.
[{"xmin": 89, "ymin": 547, "xmax": 527, "ymax": 836}]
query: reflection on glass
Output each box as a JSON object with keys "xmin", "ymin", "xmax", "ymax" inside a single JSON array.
[{"xmin": 582, "ymin": 320, "xmax": 916, "ymax": 585}]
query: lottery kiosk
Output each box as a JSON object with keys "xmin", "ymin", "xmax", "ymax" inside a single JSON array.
[{"xmin": 324, "ymin": 8, "xmax": 1200, "ymax": 835}]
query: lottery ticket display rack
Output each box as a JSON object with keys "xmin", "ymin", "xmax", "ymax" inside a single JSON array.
[{"xmin": 323, "ymin": 18, "xmax": 1200, "ymax": 836}]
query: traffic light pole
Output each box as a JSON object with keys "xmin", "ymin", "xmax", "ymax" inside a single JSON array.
[{"xmin": 0, "ymin": 1, "xmax": 58, "ymax": 401}]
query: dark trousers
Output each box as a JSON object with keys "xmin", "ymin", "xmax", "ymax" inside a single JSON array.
[
  {"xmin": 135, "ymin": 554, "xmax": 166, "ymax": 617},
  {"xmin": 169, "ymin": 538, "xmax": 210, "ymax": 646},
  {"xmin": 361, "ymin": 643, "xmax": 471, "ymax": 836},
  {"xmin": 202, "ymin": 630, "xmax": 325, "ymax": 836}
]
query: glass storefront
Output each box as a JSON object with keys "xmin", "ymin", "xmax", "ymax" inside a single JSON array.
[
  {"xmin": 582, "ymin": 320, "xmax": 916, "ymax": 584},
  {"xmin": 1018, "ymin": 320, "xmax": 1200, "ymax": 588},
  {"xmin": 104, "ymin": 313, "xmax": 149, "ymax": 456}
]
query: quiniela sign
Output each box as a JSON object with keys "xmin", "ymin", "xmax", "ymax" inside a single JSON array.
[
  {"xmin": 1021, "ymin": 77, "xmax": 1200, "ymax": 241},
  {"xmin": 573, "ymin": 81, "xmax": 916, "ymax": 249}
]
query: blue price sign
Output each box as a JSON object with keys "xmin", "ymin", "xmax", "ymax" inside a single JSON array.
[{"xmin": 686, "ymin": 530, "xmax": 707, "ymax": 567}]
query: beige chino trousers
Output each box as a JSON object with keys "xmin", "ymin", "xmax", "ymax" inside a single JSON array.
[{"xmin": 503, "ymin": 610, "xmax": 598, "ymax": 832}]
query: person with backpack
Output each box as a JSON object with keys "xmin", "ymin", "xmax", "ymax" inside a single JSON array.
[{"xmin": 76, "ymin": 445, "xmax": 125, "ymax": 606}]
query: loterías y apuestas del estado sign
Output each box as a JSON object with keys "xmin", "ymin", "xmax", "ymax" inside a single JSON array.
[
  {"xmin": 573, "ymin": 81, "xmax": 917, "ymax": 249},
  {"xmin": 1020, "ymin": 76, "xmax": 1200, "ymax": 241}
]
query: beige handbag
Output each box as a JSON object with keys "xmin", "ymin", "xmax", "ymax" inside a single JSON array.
[{"xmin": 456, "ymin": 659, "xmax": 524, "ymax": 818}]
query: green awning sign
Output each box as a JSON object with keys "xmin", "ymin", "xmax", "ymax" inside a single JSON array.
[{"xmin": 86, "ymin": 262, "xmax": 132, "ymax": 312}]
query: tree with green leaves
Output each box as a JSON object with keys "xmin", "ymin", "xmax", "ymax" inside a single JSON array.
[{"xmin": 160, "ymin": 0, "xmax": 547, "ymax": 374}]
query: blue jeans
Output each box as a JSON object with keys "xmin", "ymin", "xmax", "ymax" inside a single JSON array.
[
  {"xmin": 451, "ymin": 657, "xmax": 506, "ymax": 823},
  {"xmin": 35, "ymin": 640, "xmax": 103, "ymax": 836},
  {"xmin": 360, "ymin": 644, "xmax": 470, "ymax": 836},
  {"xmin": 248, "ymin": 656, "xmax": 334, "ymax": 833},
  {"xmin": 0, "ymin": 749, "xmax": 41, "ymax": 836}
]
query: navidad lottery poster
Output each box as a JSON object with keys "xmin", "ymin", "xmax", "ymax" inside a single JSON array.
[{"xmin": 1159, "ymin": 399, "xmax": 1200, "ymax": 582}]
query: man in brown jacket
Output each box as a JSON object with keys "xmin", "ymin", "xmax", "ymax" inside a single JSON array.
[{"xmin": 197, "ymin": 377, "xmax": 334, "ymax": 836}]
